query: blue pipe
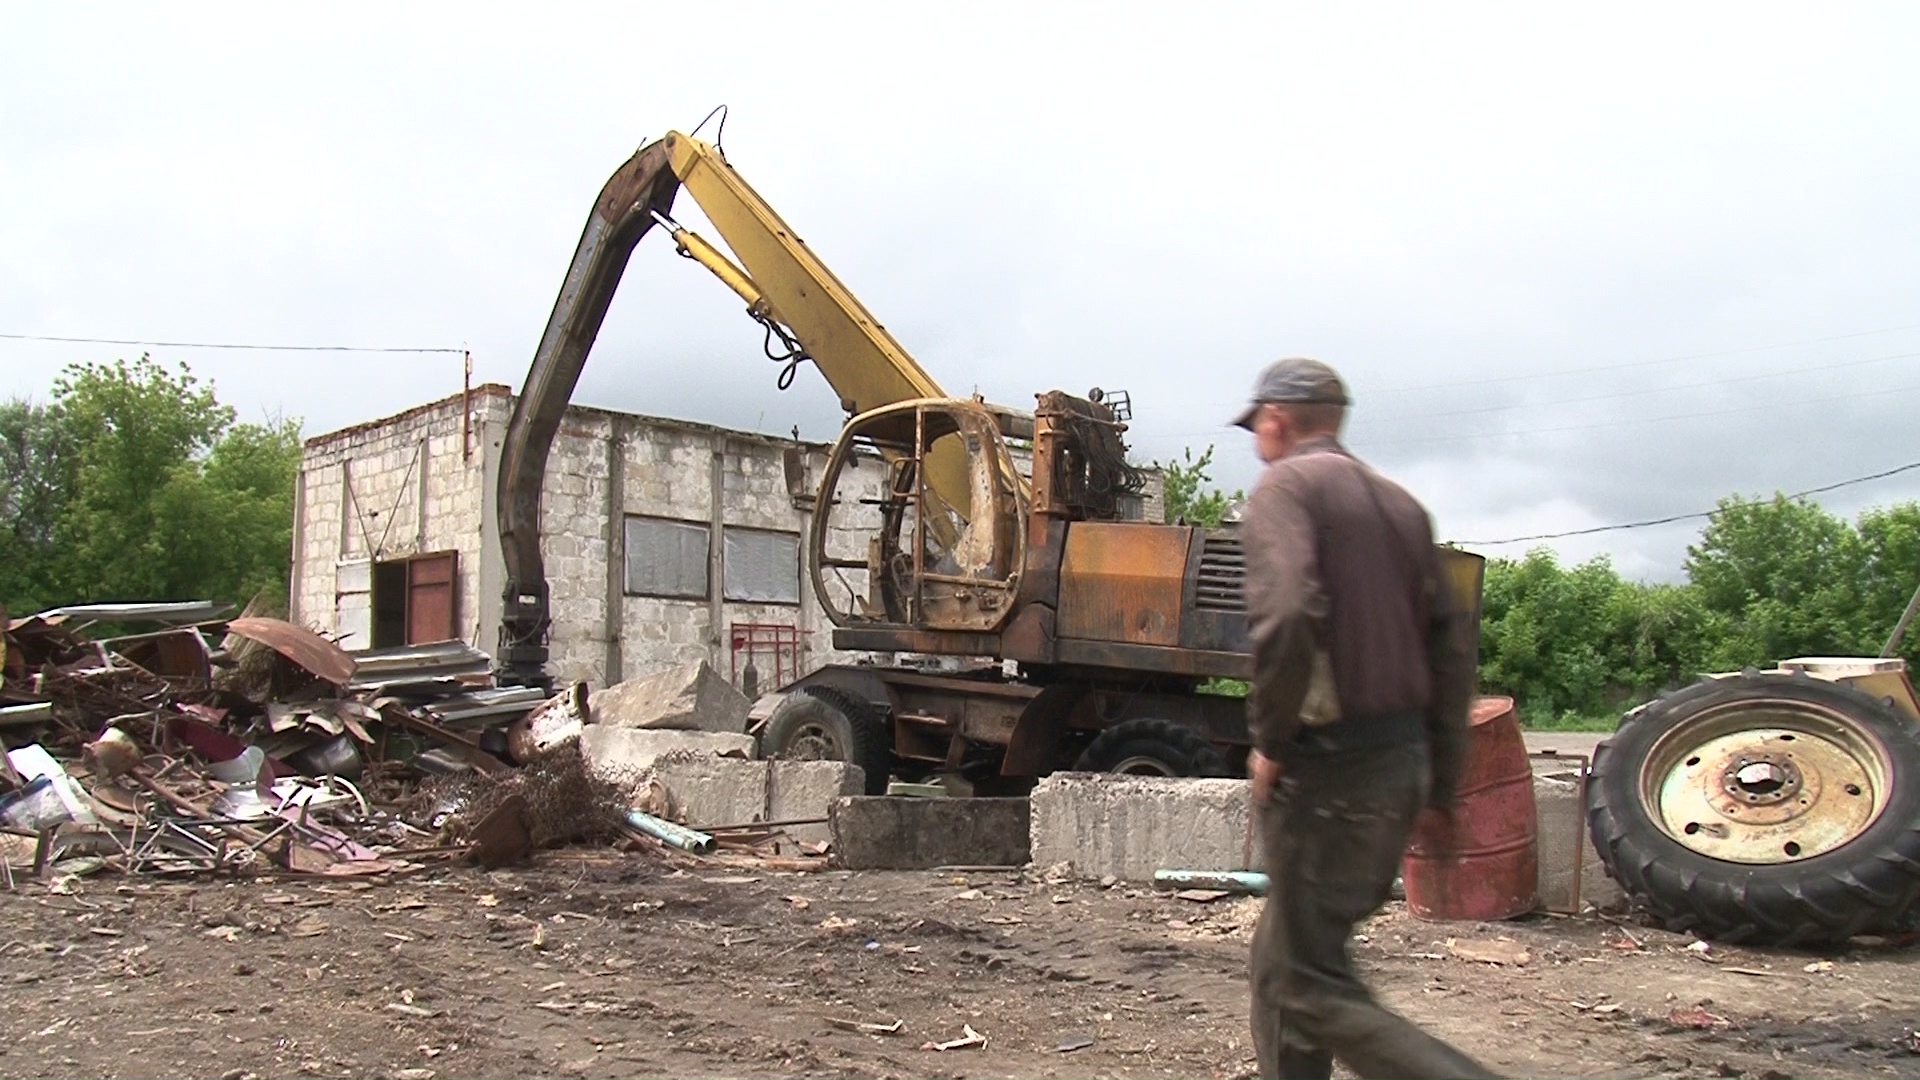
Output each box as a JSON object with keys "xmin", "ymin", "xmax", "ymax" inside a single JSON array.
[
  {"xmin": 625, "ymin": 809, "xmax": 715, "ymax": 854},
  {"xmin": 1153, "ymin": 869, "xmax": 1269, "ymax": 895}
]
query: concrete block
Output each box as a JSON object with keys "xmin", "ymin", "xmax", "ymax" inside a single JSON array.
[
  {"xmin": 653, "ymin": 757, "xmax": 863, "ymax": 843},
  {"xmin": 1532, "ymin": 763, "xmax": 1626, "ymax": 911},
  {"xmin": 592, "ymin": 661, "xmax": 750, "ymax": 734},
  {"xmin": 830, "ymin": 796, "xmax": 1031, "ymax": 870},
  {"xmin": 1030, "ymin": 773, "xmax": 1257, "ymax": 882},
  {"xmin": 577, "ymin": 726, "xmax": 755, "ymax": 792},
  {"xmin": 653, "ymin": 756, "xmax": 769, "ymax": 832},
  {"xmin": 768, "ymin": 762, "xmax": 866, "ymax": 845}
]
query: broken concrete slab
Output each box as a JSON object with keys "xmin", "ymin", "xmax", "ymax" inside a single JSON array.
[
  {"xmin": 1532, "ymin": 763, "xmax": 1625, "ymax": 912},
  {"xmin": 592, "ymin": 661, "xmax": 750, "ymax": 734},
  {"xmin": 651, "ymin": 756, "xmax": 862, "ymax": 845},
  {"xmin": 830, "ymin": 796, "xmax": 1030, "ymax": 870},
  {"xmin": 767, "ymin": 761, "xmax": 865, "ymax": 846},
  {"xmin": 1030, "ymin": 773, "xmax": 1257, "ymax": 882},
  {"xmin": 1030, "ymin": 764, "xmax": 1626, "ymax": 911},
  {"xmin": 578, "ymin": 726, "xmax": 755, "ymax": 792},
  {"xmin": 654, "ymin": 757, "xmax": 767, "ymax": 833}
]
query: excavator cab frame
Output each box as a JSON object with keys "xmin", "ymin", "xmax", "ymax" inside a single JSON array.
[{"xmin": 809, "ymin": 398, "xmax": 1028, "ymax": 635}]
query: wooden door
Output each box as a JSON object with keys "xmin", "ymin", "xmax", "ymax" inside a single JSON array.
[{"xmin": 404, "ymin": 552, "xmax": 457, "ymax": 644}]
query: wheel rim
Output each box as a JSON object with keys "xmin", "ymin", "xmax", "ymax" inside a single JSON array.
[
  {"xmin": 1637, "ymin": 694, "xmax": 1892, "ymax": 864},
  {"xmin": 1109, "ymin": 754, "xmax": 1179, "ymax": 776},
  {"xmin": 781, "ymin": 720, "xmax": 845, "ymax": 762}
]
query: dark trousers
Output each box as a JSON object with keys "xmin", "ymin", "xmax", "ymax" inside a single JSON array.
[{"xmin": 1249, "ymin": 741, "xmax": 1499, "ymax": 1080}]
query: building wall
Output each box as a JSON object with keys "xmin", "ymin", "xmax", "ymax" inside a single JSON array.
[
  {"xmin": 293, "ymin": 391, "xmax": 491, "ymax": 649},
  {"xmin": 294, "ymin": 387, "xmax": 875, "ymax": 691}
]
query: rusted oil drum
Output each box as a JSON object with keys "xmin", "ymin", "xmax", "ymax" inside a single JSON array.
[{"xmin": 1403, "ymin": 695, "xmax": 1539, "ymax": 921}]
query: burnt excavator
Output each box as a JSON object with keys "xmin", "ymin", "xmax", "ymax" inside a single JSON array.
[{"xmin": 497, "ymin": 127, "xmax": 1486, "ymax": 793}]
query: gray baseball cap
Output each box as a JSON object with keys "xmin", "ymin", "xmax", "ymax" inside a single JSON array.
[{"xmin": 1231, "ymin": 357, "xmax": 1350, "ymax": 429}]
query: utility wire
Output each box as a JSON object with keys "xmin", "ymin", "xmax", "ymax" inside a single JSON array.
[
  {"xmin": 0, "ymin": 332, "xmax": 465, "ymax": 354},
  {"xmin": 1372, "ymin": 319, "xmax": 1920, "ymax": 396},
  {"xmin": 1363, "ymin": 348, "xmax": 1920, "ymax": 426},
  {"xmin": 1365, "ymin": 379, "xmax": 1920, "ymax": 449},
  {"xmin": 1163, "ymin": 318, "xmax": 1920, "ymax": 424},
  {"xmin": 1457, "ymin": 459, "xmax": 1920, "ymax": 547},
  {"xmin": 1133, "ymin": 368, "xmax": 1920, "ymax": 448}
]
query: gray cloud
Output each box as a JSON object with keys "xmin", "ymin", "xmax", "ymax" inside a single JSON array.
[{"xmin": 4, "ymin": 4, "xmax": 1919, "ymax": 582}]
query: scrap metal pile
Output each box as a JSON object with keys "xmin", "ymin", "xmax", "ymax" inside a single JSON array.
[{"xmin": 0, "ymin": 602, "xmax": 751, "ymax": 883}]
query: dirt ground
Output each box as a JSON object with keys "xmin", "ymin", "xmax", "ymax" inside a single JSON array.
[{"xmin": 2, "ymin": 852, "xmax": 1918, "ymax": 1080}]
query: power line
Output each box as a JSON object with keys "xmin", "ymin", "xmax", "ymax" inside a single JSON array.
[
  {"xmin": 1457, "ymin": 458, "xmax": 1920, "ymax": 547},
  {"xmin": 1362, "ymin": 348, "xmax": 1920, "ymax": 426},
  {"xmin": 1134, "ymin": 369, "xmax": 1920, "ymax": 449},
  {"xmin": 1363, "ymin": 378, "xmax": 1920, "ymax": 449},
  {"xmin": 1159, "ymin": 318, "xmax": 1920, "ymax": 427},
  {"xmin": 1372, "ymin": 319, "xmax": 1920, "ymax": 396},
  {"xmin": 0, "ymin": 332, "xmax": 465, "ymax": 354}
]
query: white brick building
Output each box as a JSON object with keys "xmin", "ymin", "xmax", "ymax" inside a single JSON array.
[{"xmin": 291, "ymin": 385, "xmax": 1162, "ymax": 692}]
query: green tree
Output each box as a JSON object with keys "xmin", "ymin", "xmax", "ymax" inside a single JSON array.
[
  {"xmin": 1684, "ymin": 494, "xmax": 1872, "ymax": 667},
  {"xmin": 0, "ymin": 355, "xmax": 303, "ymax": 612},
  {"xmin": 1158, "ymin": 445, "xmax": 1243, "ymax": 527},
  {"xmin": 1857, "ymin": 502, "xmax": 1920, "ymax": 660},
  {"xmin": 0, "ymin": 399, "xmax": 78, "ymax": 613},
  {"xmin": 153, "ymin": 417, "xmax": 303, "ymax": 606},
  {"xmin": 49, "ymin": 356, "xmax": 235, "ymax": 601},
  {"xmin": 1478, "ymin": 549, "xmax": 1641, "ymax": 719}
]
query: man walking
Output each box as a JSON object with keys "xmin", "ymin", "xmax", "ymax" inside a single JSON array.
[{"xmin": 1234, "ymin": 357, "xmax": 1497, "ymax": 1079}]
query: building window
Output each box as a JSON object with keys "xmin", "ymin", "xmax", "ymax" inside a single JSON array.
[
  {"xmin": 624, "ymin": 516, "xmax": 710, "ymax": 599},
  {"xmin": 724, "ymin": 528, "xmax": 801, "ymax": 604}
]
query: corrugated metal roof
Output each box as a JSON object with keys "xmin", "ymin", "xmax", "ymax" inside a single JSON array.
[
  {"xmin": 346, "ymin": 641, "xmax": 493, "ymax": 694},
  {"xmin": 424, "ymin": 686, "xmax": 549, "ymax": 725},
  {"xmin": 36, "ymin": 601, "xmax": 235, "ymax": 625}
]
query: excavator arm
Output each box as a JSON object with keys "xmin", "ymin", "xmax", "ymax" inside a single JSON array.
[{"xmin": 495, "ymin": 131, "xmax": 959, "ymax": 687}]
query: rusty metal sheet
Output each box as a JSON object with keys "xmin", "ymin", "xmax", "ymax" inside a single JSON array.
[
  {"xmin": 103, "ymin": 627, "xmax": 212, "ymax": 683},
  {"xmin": 1057, "ymin": 522, "xmax": 1189, "ymax": 646},
  {"xmin": 227, "ymin": 617, "xmax": 357, "ymax": 686}
]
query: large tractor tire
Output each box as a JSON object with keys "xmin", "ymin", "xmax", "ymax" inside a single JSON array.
[
  {"xmin": 762, "ymin": 686, "xmax": 892, "ymax": 796},
  {"xmin": 1587, "ymin": 671, "xmax": 1920, "ymax": 945},
  {"xmin": 1074, "ymin": 717, "xmax": 1229, "ymax": 777}
]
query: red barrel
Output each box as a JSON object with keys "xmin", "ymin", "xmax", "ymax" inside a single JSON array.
[{"xmin": 1402, "ymin": 695, "xmax": 1538, "ymax": 921}]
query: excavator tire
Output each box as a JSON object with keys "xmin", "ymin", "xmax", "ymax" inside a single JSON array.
[
  {"xmin": 763, "ymin": 686, "xmax": 892, "ymax": 796},
  {"xmin": 1074, "ymin": 717, "xmax": 1229, "ymax": 778},
  {"xmin": 1587, "ymin": 671, "xmax": 1920, "ymax": 945}
]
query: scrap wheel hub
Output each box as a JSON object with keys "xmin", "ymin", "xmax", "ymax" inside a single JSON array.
[
  {"xmin": 1643, "ymin": 706, "xmax": 1889, "ymax": 864},
  {"xmin": 782, "ymin": 721, "xmax": 844, "ymax": 762},
  {"xmin": 1108, "ymin": 754, "xmax": 1180, "ymax": 777}
]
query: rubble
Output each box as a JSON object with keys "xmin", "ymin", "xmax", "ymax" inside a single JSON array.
[
  {"xmin": 589, "ymin": 660, "xmax": 750, "ymax": 734},
  {"xmin": 0, "ymin": 601, "xmax": 827, "ymax": 887}
]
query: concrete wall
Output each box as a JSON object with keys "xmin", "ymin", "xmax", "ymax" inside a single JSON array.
[
  {"xmin": 294, "ymin": 386, "xmax": 876, "ymax": 691},
  {"xmin": 293, "ymin": 390, "xmax": 492, "ymax": 649}
]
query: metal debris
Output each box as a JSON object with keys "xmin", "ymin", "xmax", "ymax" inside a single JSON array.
[{"xmin": 922, "ymin": 1023, "xmax": 988, "ymax": 1051}]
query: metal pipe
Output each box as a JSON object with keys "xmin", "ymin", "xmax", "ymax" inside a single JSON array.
[
  {"xmin": 625, "ymin": 809, "xmax": 714, "ymax": 854},
  {"xmin": 1884, "ymin": 576, "xmax": 1920, "ymax": 657},
  {"xmin": 1152, "ymin": 869, "xmax": 1269, "ymax": 895}
]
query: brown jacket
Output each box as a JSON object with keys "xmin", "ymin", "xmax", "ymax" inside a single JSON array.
[{"xmin": 1241, "ymin": 435, "xmax": 1475, "ymax": 805}]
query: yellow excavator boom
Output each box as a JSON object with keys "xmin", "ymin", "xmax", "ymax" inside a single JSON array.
[{"xmin": 496, "ymin": 130, "xmax": 980, "ymax": 686}]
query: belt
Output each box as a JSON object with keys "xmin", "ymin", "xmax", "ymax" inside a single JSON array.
[{"xmin": 1285, "ymin": 709, "xmax": 1426, "ymax": 758}]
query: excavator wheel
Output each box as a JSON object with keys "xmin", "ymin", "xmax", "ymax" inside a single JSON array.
[
  {"xmin": 763, "ymin": 686, "xmax": 893, "ymax": 796},
  {"xmin": 1587, "ymin": 671, "xmax": 1920, "ymax": 945},
  {"xmin": 1074, "ymin": 717, "xmax": 1229, "ymax": 778}
]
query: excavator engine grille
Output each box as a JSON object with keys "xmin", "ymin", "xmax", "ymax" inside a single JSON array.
[{"xmin": 1195, "ymin": 535, "xmax": 1245, "ymax": 612}]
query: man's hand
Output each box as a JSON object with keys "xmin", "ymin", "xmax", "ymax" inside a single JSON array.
[
  {"xmin": 1415, "ymin": 805, "xmax": 1458, "ymax": 856},
  {"xmin": 1248, "ymin": 749, "xmax": 1282, "ymax": 806}
]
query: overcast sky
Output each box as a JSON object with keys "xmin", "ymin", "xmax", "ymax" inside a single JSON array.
[{"xmin": 5, "ymin": 4, "xmax": 1918, "ymax": 581}]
